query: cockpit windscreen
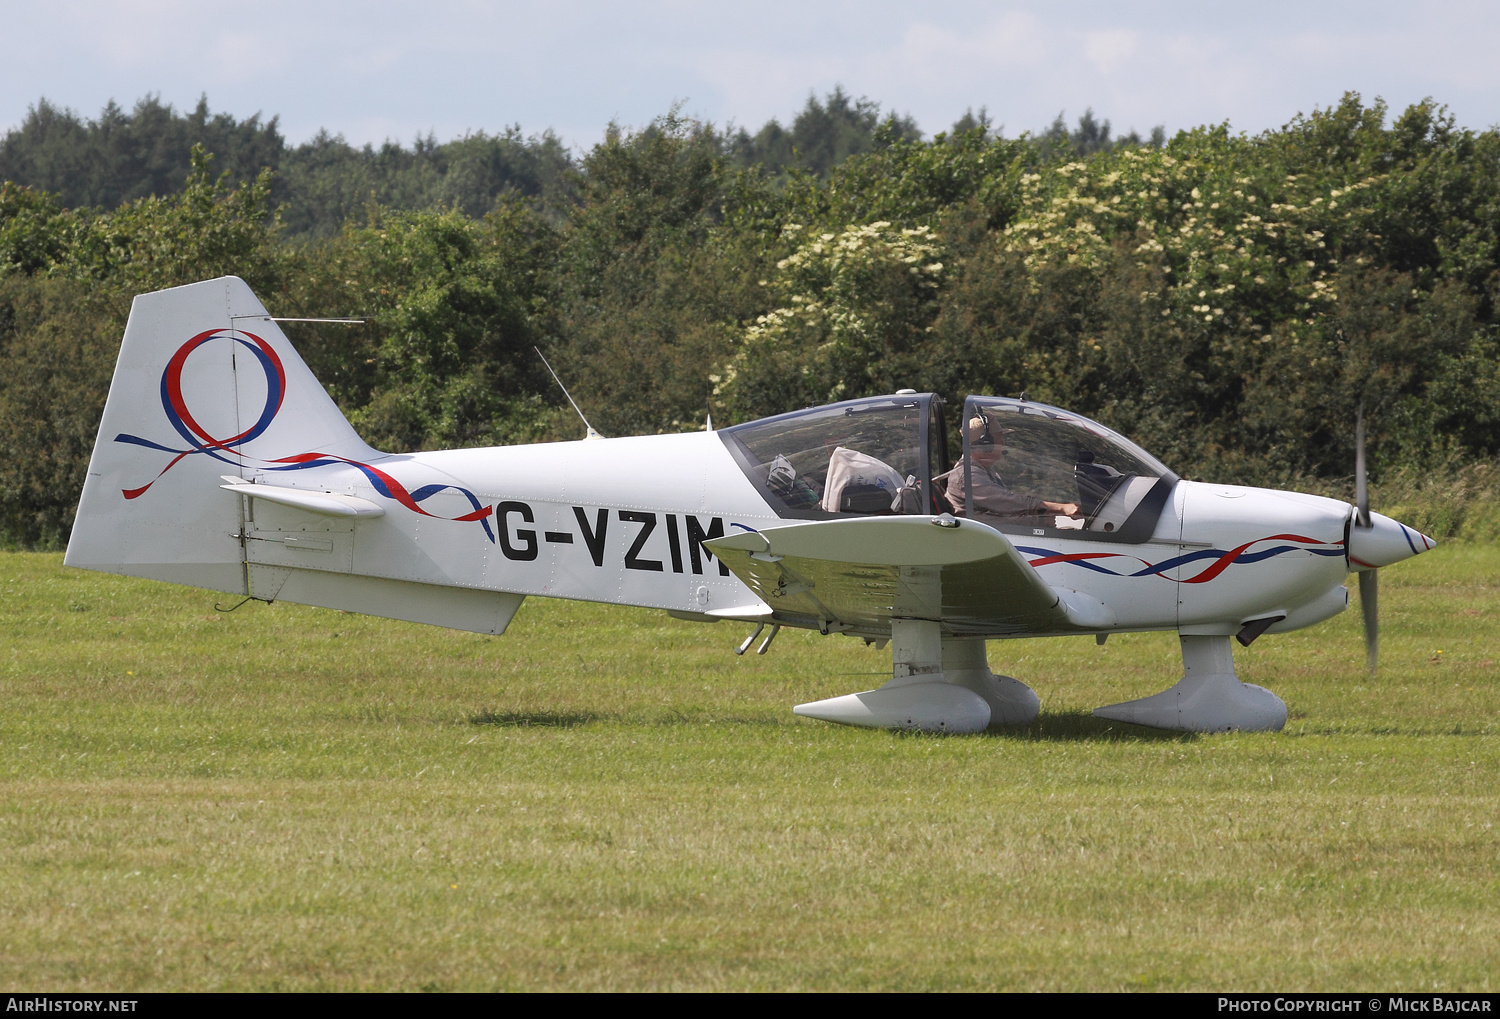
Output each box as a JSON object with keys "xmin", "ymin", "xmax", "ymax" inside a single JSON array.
[{"xmin": 953, "ymin": 397, "xmax": 1176, "ymax": 538}]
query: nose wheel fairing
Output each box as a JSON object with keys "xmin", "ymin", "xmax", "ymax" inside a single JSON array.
[{"xmin": 1093, "ymin": 634, "xmax": 1287, "ymax": 733}]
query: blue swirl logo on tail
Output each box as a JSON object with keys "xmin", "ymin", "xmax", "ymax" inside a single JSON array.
[{"xmin": 115, "ymin": 329, "xmax": 496, "ymax": 542}]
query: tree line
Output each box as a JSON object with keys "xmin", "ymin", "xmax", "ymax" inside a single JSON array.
[
  {"xmin": 4, "ymin": 89, "xmax": 1100, "ymax": 239},
  {"xmin": 2, "ymin": 91, "xmax": 1496, "ymax": 548}
]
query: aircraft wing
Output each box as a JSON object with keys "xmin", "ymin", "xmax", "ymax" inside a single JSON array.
[{"xmin": 705, "ymin": 516, "xmax": 1113, "ymax": 637}]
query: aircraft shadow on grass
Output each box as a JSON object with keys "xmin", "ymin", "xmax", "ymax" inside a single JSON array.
[
  {"xmin": 985, "ymin": 709, "xmax": 1200, "ymax": 742},
  {"xmin": 469, "ymin": 710, "xmax": 601, "ymax": 729},
  {"xmin": 466, "ymin": 706, "xmax": 1194, "ymax": 742}
]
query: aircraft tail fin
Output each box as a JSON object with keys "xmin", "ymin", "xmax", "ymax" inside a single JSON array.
[{"xmin": 64, "ymin": 276, "xmax": 375, "ymax": 593}]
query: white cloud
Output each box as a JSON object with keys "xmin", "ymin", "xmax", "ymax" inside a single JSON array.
[{"xmin": 1083, "ymin": 29, "xmax": 1139, "ymax": 76}]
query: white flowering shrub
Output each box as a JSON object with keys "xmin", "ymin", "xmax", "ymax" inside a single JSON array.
[
  {"xmin": 716, "ymin": 221, "xmax": 946, "ymax": 417},
  {"xmin": 1000, "ymin": 142, "xmax": 1377, "ymax": 344}
]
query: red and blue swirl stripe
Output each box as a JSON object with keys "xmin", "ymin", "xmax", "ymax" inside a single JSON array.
[
  {"xmin": 1017, "ymin": 534, "xmax": 1345, "ymax": 583},
  {"xmin": 115, "ymin": 329, "xmax": 495, "ymax": 542}
]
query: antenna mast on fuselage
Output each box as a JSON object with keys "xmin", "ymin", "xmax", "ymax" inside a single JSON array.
[{"xmin": 534, "ymin": 346, "xmax": 603, "ymax": 440}]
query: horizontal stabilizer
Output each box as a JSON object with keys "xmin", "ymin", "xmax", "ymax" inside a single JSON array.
[
  {"xmin": 221, "ymin": 483, "xmax": 385, "ymax": 518},
  {"xmin": 707, "ymin": 516, "xmax": 1085, "ymax": 637}
]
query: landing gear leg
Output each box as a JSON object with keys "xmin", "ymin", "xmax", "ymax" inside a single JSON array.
[
  {"xmin": 1093, "ymin": 634, "xmax": 1287, "ymax": 733},
  {"xmin": 792, "ymin": 620, "xmax": 1040, "ymax": 733}
]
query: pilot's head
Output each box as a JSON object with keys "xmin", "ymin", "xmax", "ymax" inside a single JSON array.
[{"xmin": 966, "ymin": 415, "xmax": 1008, "ymax": 464}]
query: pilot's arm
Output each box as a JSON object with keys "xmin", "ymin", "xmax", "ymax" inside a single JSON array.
[{"xmin": 950, "ymin": 463, "xmax": 1078, "ymax": 518}]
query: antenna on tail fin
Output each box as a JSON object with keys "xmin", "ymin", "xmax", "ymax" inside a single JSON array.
[
  {"xmin": 231, "ymin": 315, "xmax": 366, "ymax": 324},
  {"xmin": 534, "ymin": 346, "xmax": 604, "ymax": 440}
]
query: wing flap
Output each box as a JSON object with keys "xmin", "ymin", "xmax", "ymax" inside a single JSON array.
[{"xmin": 707, "ymin": 516, "xmax": 1085, "ymax": 636}]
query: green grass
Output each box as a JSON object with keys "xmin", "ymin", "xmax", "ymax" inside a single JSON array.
[{"xmin": 1, "ymin": 546, "xmax": 1496, "ymax": 991}]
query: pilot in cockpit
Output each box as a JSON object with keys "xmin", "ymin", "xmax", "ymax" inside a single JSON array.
[{"xmin": 945, "ymin": 415, "xmax": 1080, "ymax": 520}]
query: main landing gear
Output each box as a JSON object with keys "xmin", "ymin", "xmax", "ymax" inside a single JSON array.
[{"xmin": 792, "ymin": 619, "xmax": 1039, "ymax": 734}]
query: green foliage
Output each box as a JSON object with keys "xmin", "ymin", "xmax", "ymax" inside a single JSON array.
[
  {"xmin": 1037, "ymin": 108, "xmax": 1164, "ymax": 159},
  {"xmin": 726, "ymin": 94, "xmax": 1500, "ymax": 484},
  {"xmin": 728, "ymin": 86, "xmax": 922, "ymax": 178},
  {"xmin": 718, "ymin": 221, "xmax": 948, "ymax": 416},
  {"xmin": 0, "ymin": 96, "xmax": 575, "ymax": 240},
  {"xmin": 0, "ymin": 277, "xmax": 123, "ymax": 547},
  {"xmin": 0, "ymin": 95, "xmax": 284, "ymax": 210},
  {"xmin": 0, "ymin": 148, "xmax": 288, "ymax": 544},
  {"xmin": 2, "ymin": 144, "xmax": 284, "ymax": 293},
  {"xmin": 545, "ymin": 114, "xmax": 768, "ymax": 438},
  {"xmin": 2, "ymin": 90, "xmax": 1500, "ymax": 547},
  {"xmin": 2, "ymin": 89, "xmax": 926, "ymax": 239},
  {"xmin": 325, "ymin": 205, "xmax": 554, "ymax": 451},
  {"xmin": 0, "ymin": 182, "xmax": 77, "ymax": 275},
  {"xmin": 275, "ymin": 127, "xmax": 576, "ymax": 239},
  {"xmin": 57, "ymin": 146, "xmax": 284, "ymax": 294}
]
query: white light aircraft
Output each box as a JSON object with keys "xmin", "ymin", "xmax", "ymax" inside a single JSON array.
[{"xmin": 66, "ymin": 277, "xmax": 1436, "ymax": 733}]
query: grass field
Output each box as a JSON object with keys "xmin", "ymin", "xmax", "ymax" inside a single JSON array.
[{"xmin": 0, "ymin": 545, "xmax": 1496, "ymax": 991}]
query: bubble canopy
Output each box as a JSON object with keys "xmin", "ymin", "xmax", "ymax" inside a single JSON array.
[{"xmin": 719, "ymin": 393, "xmax": 1178, "ymax": 543}]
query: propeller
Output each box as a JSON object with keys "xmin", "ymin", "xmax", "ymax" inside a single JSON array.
[{"xmin": 1355, "ymin": 404, "xmax": 1378, "ymax": 672}]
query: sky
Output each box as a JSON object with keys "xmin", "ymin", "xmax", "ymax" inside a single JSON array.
[{"xmin": 5, "ymin": 0, "xmax": 1500, "ymax": 152}]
